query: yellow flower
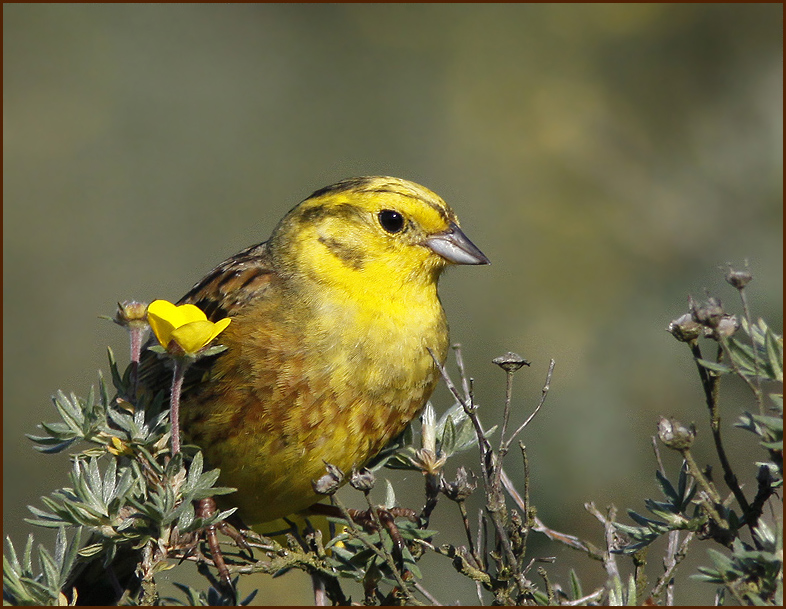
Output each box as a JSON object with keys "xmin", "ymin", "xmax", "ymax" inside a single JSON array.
[
  {"xmin": 107, "ymin": 436, "xmax": 133, "ymax": 456},
  {"xmin": 146, "ymin": 299, "xmax": 231, "ymax": 356}
]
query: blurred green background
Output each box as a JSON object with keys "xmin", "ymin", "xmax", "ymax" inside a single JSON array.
[{"xmin": 3, "ymin": 4, "xmax": 782, "ymax": 605}]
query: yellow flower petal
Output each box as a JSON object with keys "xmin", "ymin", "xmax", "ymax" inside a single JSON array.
[
  {"xmin": 169, "ymin": 320, "xmax": 214, "ymax": 354},
  {"xmin": 211, "ymin": 317, "xmax": 232, "ymax": 341},
  {"xmin": 147, "ymin": 299, "xmax": 208, "ymax": 348},
  {"xmin": 147, "ymin": 299, "xmax": 180, "ymax": 321},
  {"xmin": 148, "ymin": 299, "xmax": 206, "ymax": 326},
  {"xmin": 107, "ymin": 436, "xmax": 132, "ymax": 456},
  {"xmin": 170, "ymin": 318, "xmax": 231, "ymax": 355},
  {"xmin": 147, "ymin": 317, "xmax": 174, "ymax": 349}
]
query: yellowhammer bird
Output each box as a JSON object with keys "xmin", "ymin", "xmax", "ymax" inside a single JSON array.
[{"xmin": 150, "ymin": 175, "xmax": 489, "ymax": 525}]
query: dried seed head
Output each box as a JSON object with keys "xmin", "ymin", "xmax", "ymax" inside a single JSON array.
[
  {"xmin": 715, "ymin": 314, "xmax": 740, "ymax": 339},
  {"xmin": 441, "ymin": 466, "xmax": 477, "ymax": 501},
  {"xmin": 312, "ymin": 462, "xmax": 344, "ymax": 495},
  {"xmin": 667, "ymin": 313, "xmax": 702, "ymax": 343},
  {"xmin": 690, "ymin": 295, "xmax": 724, "ymax": 329},
  {"xmin": 349, "ymin": 467, "xmax": 376, "ymax": 492},
  {"xmin": 657, "ymin": 417, "xmax": 696, "ymax": 451},
  {"xmin": 492, "ymin": 352, "xmax": 531, "ymax": 373},
  {"xmin": 724, "ymin": 264, "xmax": 752, "ymax": 290}
]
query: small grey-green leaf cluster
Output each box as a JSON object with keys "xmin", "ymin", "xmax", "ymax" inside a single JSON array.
[
  {"xmin": 4, "ymin": 346, "xmax": 236, "ymax": 605},
  {"xmin": 693, "ymin": 521, "xmax": 783, "ymax": 605},
  {"xmin": 4, "ymin": 529, "xmax": 82, "ymax": 606},
  {"xmin": 613, "ymin": 464, "xmax": 700, "ymax": 554},
  {"xmin": 380, "ymin": 401, "xmax": 495, "ymax": 471},
  {"xmin": 325, "ymin": 520, "xmax": 437, "ymax": 587}
]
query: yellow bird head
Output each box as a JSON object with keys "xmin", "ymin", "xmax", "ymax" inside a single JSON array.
[{"xmin": 270, "ymin": 176, "xmax": 489, "ymax": 296}]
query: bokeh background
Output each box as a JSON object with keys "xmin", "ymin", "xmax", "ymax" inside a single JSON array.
[{"xmin": 4, "ymin": 4, "xmax": 782, "ymax": 605}]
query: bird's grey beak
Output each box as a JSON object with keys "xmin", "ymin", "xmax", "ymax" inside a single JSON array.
[{"xmin": 426, "ymin": 223, "xmax": 490, "ymax": 265}]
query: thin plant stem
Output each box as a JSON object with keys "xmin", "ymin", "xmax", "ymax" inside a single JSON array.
[
  {"xmin": 169, "ymin": 361, "xmax": 188, "ymax": 455},
  {"xmin": 477, "ymin": 508, "xmax": 486, "ymax": 571},
  {"xmin": 501, "ymin": 360, "xmax": 555, "ymax": 452},
  {"xmin": 128, "ymin": 325, "xmax": 144, "ymax": 398},
  {"xmin": 456, "ymin": 499, "xmax": 480, "ymax": 567},
  {"xmin": 651, "ymin": 436, "xmax": 666, "ymax": 475},
  {"xmin": 428, "ymin": 348, "xmax": 492, "ymax": 485},
  {"xmin": 650, "ymin": 530, "xmax": 694, "ymax": 605},
  {"xmin": 452, "ymin": 343, "xmax": 472, "ymax": 402},
  {"xmin": 331, "ymin": 494, "xmax": 419, "ymax": 605},
  {"xmin": 413, "ymin": 581, "xmax": 442, "ymax": 606},
  {"xmin": 731, "ymin": 272, "xmax": 765, "ymax": 411},
  {"xmin": 519, "ymin": 443, "xmax": 530, "ymax": 521},
  {"xmin": 499, "ymin": 369, "xmax": 515, "ymax": 453},
  {"xmin": 687, "ymin": 340, "xmax": 750, "ymax": 518},
  {"xmin": 429, "ymin": 348, "xmax": 533, "ymax": 597},
  {"xmin": 585, "ymin": 502, "xmax": 621, "ymax": 582}
]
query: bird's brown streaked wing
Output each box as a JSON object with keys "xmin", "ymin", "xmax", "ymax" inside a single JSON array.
[
  {"xmin": 137, "ymin": 241, "xmax": 277, "ymax": 397},
  {"xmin": 178, "ymin": 241, "xmax": 276, "ymax": 321}
]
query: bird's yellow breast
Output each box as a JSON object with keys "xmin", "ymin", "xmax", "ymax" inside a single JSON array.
[{"xmin": 181, "ymin": 272, "xmax": 448, "ymax": 524}]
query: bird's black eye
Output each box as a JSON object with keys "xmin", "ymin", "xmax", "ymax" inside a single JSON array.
[{"xmin": 378, "ymin": 209, "xmax": 405, "ymax": 234}]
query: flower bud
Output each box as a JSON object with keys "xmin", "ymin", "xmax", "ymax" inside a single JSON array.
[
  {"xmin": 112, "ymin": 301, "xmax": 149, "ymax": 329},
  {"xmin": 410, "ymin": 448, "xmax": 447, "ymax": 476},
  {"xmin": 106, "ymin": 436, "xmax": 133, "ymax": 457},
  {"xmin": 421, "ymin": 403, "xmax": 437, "ymax": 454}
]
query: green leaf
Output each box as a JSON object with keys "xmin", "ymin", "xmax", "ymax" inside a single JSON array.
[
  {"xmin": 608, "ymin": 575, "xmax": 623, "ymax": 606},
  {"xmin": 655, "ymin": 469, "xmax": 679, "ymax": 505},
  {"xmin": 440, "ymin": 414, "xmax": 456, "ymax": 455},
  {"xmin": 36, "ymin": 544, "xmax": 59, "ymax": 592},
  {"xmin": 626, "ymin": 573, "xmax": 637, "ymax": 605},
  {"xmin": 627, "ymin": 510, "xmax": 666, "ymax": 530},
  {"xmin": 98, "ymin": 369, "xmax": 110, "ymax": 411},
  {"xmin": 107, "ymin": 346, "xmax": 124, "ymax": 391},
  {"xmin": 706, "ymin": 547, "xmax": 734, "ymax": 575},
  {"xmin": 52, "ymin": 390, "xmax": 83, "ymax": 432},
  {"xmin": 177, "ymin": 501, "xmax": 195, "ymax": 530},
  {"xmin": 188, "ymin": 451, "xmax": 204, "ymax": 486},
  {"xmin": 764, "ymin": 324, "xmax": 783, "ymax": 381},
  {"xmin": 726, "ymin": 338, "xmax": 756, "ymax": 370},
  {"xmin": 199, "ymin": 344, "xmax": 229, "ymax": 357},
  {"xmin": 696, "ymin": 359, "xmax": 732, "ymax": 374},
  {"xmin": 401, "ymin": 545, "xmax": 421, "ymax": 579},
  {"xmin": 86, "ymin": 459, "xmax": 103, "ymax": 502},
  {"xmin": 22, "ymin": 534, "xmax": 34, "ymax": 573},
  {"xmin": 569, "ymin": 568, "xmax": 583, "ymax": 601},
  {"xmin": 384, "ymin": 479, "xmax": 396, "ymax": 510},
  {"xmin": 676, "ymin": 460, "xmax": 695, "ymax": 507}
]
